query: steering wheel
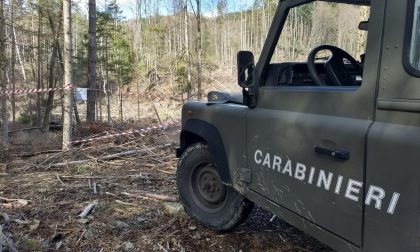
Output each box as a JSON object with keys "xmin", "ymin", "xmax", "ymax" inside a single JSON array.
[{"xmin": 307, "ymin": 45, "xmax": 363, "ymax": 86}]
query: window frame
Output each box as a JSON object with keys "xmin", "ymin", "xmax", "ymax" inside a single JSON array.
[
  {"xmin": 260, "ymin": 0, "xmax": 369, "ymax": 89},
  {"xmin": 403, "ymin": 0, "xmax": 420, "ymax": 77}
]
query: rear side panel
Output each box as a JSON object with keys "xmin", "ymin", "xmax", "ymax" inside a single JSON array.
[
  {"xmin": 365, "ymin": 118, "xmax": 420, "ymax": 251},
  {"xmin": 365, "ymin": 0, "xmax": 420, "ymax": 251}
]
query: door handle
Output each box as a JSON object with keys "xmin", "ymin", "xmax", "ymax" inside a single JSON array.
[{"xmin": 314, "ymin": 145, "xmax": 350, "ymax": 161}]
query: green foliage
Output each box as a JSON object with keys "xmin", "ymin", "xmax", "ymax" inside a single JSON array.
[
  {"xmin": 18, "ymin": 113, "xmax": 32, "ymax": 125},
  {"xmin": 175, "ymin": 62, "xmax": 189, "ymax": 93},
  {"xmin": 93, "ymin": 0, "xmax": 135, "ymax": 93},
  {"xmin": 73, "ymin": 13, "xmax": 89, "ymax": 88},
  {"xmin": 23, "ymin": 239, "xmax": 40, "ymax": 251},
  {"xmin": 297, "ymin": 3, "xmax": 314, "ymax": 22}
]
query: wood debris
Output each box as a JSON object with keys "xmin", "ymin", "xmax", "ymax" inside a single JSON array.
[
  {"xmin": 121, "ymin": 191, "xmax": 177, "ymax": 202},
  {"xmin": 78, "ymin": 201, "xmax": 98, "ymax": 218}
]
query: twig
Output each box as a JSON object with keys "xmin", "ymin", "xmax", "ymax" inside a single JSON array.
[
  {"xmin": 58, "ymin": 174, "xmax": 151, "ymax": 180},
  {"xmin": 49, "ymin": 145, "xmax": 172, "ymax": 168},
  {"xmin": 279, "ymin": 234, "xmax": 286, "ymax": 242},
  {"xmin": 55, "ymin": 174, "xmax": 66, "ymax": 185},
  {"xmin": 157, "ymin": 169, "xmax": 175, "ymax": 175},
  {"xmin": 151, "ymin": 103, "xmax": 163, "ymax": 125},
  {"xmin": 38, "ymin": 150, "xmax": 69, "ymax": 166},
  {"xmin": 93, "ymin": 183, "xmax": 97, "ymax": 194},
  {"xmin": 158, "ymin": 243, "xmax": 168, "ymax": 252},
  {"xmin": 121, "ymin": 192, "xmax": 177, "ymax": 202},
  {"xmin": 76, "ymin": 229, "xmax": 87, "ymax": 246},
  {"xmin": 17, "ymin": 149, "xmax": 63, "ymax": 158},
  {"xmin": 114, "ymin": 200, "xmax": 138, "ymax": 207}
]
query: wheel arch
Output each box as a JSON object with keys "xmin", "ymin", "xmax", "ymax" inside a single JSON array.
[{"xmin": 177, "ymin": 119, "xmax": 232, "ymax": 184}]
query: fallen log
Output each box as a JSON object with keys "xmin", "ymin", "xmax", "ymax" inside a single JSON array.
[
  {"xmin": 58, "ymin": 174, "xmax": 152, "ymax": 180},
  {"xmin": 0, "ymin": 197, "xmax": 29, "ymax": 206},
  {"xmin": 121, "ymin": 191, "xmax": 177, "ymax": 203},
  {"xmin": 49, "ymin": 144, "xmax": 172, "ymax": 168}
]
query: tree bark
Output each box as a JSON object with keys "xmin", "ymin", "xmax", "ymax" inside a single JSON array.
[
  {"xmin": 105, "ymin": 35, "xmax": 111, "ymax": 125},
  {"xmin": 42, "ymin": 11, "xmax": 62, "ymax": 130},
  {"xmin": 62, "ymin": 0, "xmax": 73, "ymax": 150},
  {"xmin": 42, "ymin": 43, "xmax": 57, "ymax": 130},
  {"xmin": 37, "ymin": 3, "xmax": 42, "ymax": 126},
  {"xmin": 195, "ymin": 0, "xmax": 202, "ymax": 100},
  {"xmin": 10, "ymin": 0, "xmax": 16, "ymax": 127},
  {"xmin": 184, "ymin": 0, "xmax": 192, "ymax": 99},
  {"xmin": 86, "ymin": 0, "xmax": 97, "ymax": 122},
  {"xmin": 0, "ymin": 0, "xmax": 8, "ymax": 146}
]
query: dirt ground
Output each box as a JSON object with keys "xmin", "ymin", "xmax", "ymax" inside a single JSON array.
[{"xmin": 0, "ymin": 122, "xmax": 333, "ymax": 252}]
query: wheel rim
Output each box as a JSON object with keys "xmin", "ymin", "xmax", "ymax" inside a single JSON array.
[{"xmin": 190, "ymin": 163, "xmax": 228, "ymax": 213}]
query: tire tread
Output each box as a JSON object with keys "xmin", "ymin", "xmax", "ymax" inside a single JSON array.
[{"xmin": 177, "ymin": 143, "xmax": 253, "ymax": 231}]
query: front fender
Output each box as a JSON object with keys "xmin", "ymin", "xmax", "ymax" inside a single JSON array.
[{"xmin": 178, "ymin": 119, "xmax": 231, "ymax": 184}]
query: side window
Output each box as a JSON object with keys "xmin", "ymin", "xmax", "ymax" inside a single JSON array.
[
  {"xmin": 408, "ymin": 0, "xmax": 420, "ymax": 71},
  {"xmin": 265, "ymin": 2, "xmax": 370, "ymax": 88}
]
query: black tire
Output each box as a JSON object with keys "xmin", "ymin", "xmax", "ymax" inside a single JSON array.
[{"xmin": 177, "ymin": 143, "xmax": 253, "ymax": 231}]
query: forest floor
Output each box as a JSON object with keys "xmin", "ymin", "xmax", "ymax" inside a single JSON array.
[{"xmin": 0, "ymin": 119, "xmax": 333, "ymax": 252}]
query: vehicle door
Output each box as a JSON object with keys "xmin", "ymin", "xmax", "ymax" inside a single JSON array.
[{"xmin": 246, "ymin": 0, "xmax": 384, "ymax": 246}]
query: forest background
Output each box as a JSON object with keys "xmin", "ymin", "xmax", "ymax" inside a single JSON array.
[{"xmin": 0, "ymin": 0, "xmax": 367, "ymax": 148}]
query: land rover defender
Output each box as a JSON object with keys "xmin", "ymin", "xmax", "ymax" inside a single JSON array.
[{"xmin": 176, "ymin": 0, "xmax": 420, "ymax": 251}]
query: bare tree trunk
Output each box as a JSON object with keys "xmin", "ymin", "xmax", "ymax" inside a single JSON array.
[
  {"xmin": 118, "ymin": 67, "xmax": 123, "ymax": 121},
  {"xmin": 62, "ymin": 0, "xmax": 73, "ymax": 150},
  {"xmin": 10, "ymin": 0, "xmax": 15, "ymax": 127},
  {"xmin": 42, "ymin": 43, "xmax": 57, "ymax": 130},
  {"xmin": 73, "ymin": 97, "xmax": 81, "ymax": 125},
  {"xmin": 136, "ymin": 81, "xmax": 140, "ymax": 120},
  {"xmin": 105, "ymin": 35, "xmax": 111, "ymax": 125},
  {"xmin": 43, "ymin": 11, "xmax": 62, "ymax": 130},
  {"xmin": 0, "ymin": 0, "xmax": 8, "ymax": 147},
  {"xmin": 13, "ymin": 28, "xmax": 25, "ymax": 81},
  {"xmin": 184, "ymin": 0, "xmax": 192, "ymax": 99},
  {"xmin": 195, "ymin": 0, "xmax": 202, "ymax": 100},
  {"xmin": 37, "ymin": 4, "xmax": 42, "ymax": 126},
  {"xmin": 86, "ymin": 0, "xmax": 97, "ymax": 122}
]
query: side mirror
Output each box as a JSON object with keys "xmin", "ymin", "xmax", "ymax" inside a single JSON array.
[{"xmin": 237, "ymin": 51, "xmax": 255, "ymax": 88}]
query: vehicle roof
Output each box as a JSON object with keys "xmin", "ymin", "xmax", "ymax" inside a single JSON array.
[
  {"xmin": 325, "ymin": 0, "xmax": 370, "ymax": 5},
  {"xmin": 283, "ymin": 0, "xmax": 370, "ymax": 6}
]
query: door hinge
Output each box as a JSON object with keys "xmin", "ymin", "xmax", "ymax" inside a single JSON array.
[{"xmin": 239, "ymin": 168, "xmax": 252, "ymax": 183}]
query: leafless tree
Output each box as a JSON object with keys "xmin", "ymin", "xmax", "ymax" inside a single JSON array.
[
  {"xmin": 87, "ymin": 0, "xmax": 97, "ymax": 123},
  {"xmin": 62, "ymin": 0, "xmax": 73, "ymax": 150},
  {"xmin": 0, "ymin": 0, "xmax": 8, "ymax": 147}
]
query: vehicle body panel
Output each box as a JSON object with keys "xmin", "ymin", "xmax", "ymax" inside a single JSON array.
[
  {"xmin": 180, "ymin": 102, "xmax": 248, "ymax": 186},
  {"xmin": 177, "ymin": 0, "xmax": 420, "ymax": 250},
  {"xmin": 245, "ymin": 0, "xmax": 385, "ymax": 247},
  {"xmin": 363, "ymin": 0, "xmax": 420, "ymax": 250}
]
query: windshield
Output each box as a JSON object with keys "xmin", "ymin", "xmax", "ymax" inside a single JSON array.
[{"xmin": 409, "ymin": 0, "xmax": 420, "ymax": 70}]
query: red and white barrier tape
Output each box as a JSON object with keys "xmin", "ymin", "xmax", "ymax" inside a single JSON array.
[
  {"xmin": 72, "ymin": 119, "xmax": 181, "ymax": 145},
  {"xmin": 83, "ymin": 88, "xmax": 181, "ymax": 101},
  {"xmin": 0, "ymin": 84, "xmax": 73, "ymax": 96}
]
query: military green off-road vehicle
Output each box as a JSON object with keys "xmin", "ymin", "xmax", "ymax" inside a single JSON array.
[{"xmin": 176, "ymin": 0, "xmax": 420, "ymax": 251}]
